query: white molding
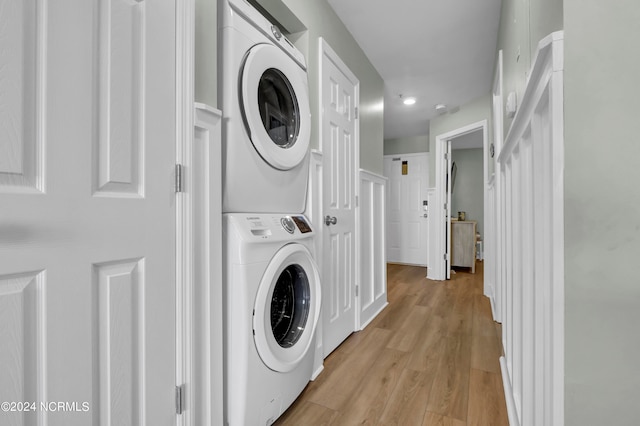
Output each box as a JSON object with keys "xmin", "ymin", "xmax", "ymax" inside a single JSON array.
[
  {"xmin": 358, "ymin": 302, "xmax": 387, "ymax": 330},
  {"xmin": 497, "ymin": 31, "xmax": 564, "ymax": 426},
  {"xmin": 175, "ymin": 0, "xmax": 195, "ymax": 423},
  {"xmin": 178, "ymin": 103, "xmax": 223, "ymax": 426},
  {"xmin": 307, "ymin": 149, "xmax": 324, "ymax": 376},
  {"xmin": 499, "ymin": 32, "xmax": 564, "ymax": 164},
  {"xmin": 500, "ymin": 356, "xmax": 521, "ymax": 426},
  {"xmin": 491, "ymin": 49, "xmax": 505, "ymax": 323},
  {"xmin": 359, "ymin": 168, "xmax": 387, "ymax": 183}
]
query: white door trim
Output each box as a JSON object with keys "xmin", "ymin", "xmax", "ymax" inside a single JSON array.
[
  {"xmin": 318, "ymin": 36, "xmax": 361, "ymax": 346},
  {"xmin": 431, "ymin": 120, "xmax": 488, "ymax": 281},
  {"xmin": 175, "ymin": 0, "xmax": 194, "ymax": 423},
  {"xmin": 490, "ymin": 49, "xmax": 505, "ymax": 321}
]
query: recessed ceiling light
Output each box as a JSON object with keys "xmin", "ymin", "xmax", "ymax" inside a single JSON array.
[{"xmin": 403, "ymin": 97, "xmax": 416, "ymax": 105}]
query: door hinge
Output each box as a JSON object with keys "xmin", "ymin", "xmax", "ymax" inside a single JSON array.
[
  {"xmin": 175, "ymin": 164, "xmax": 184, "ymax": 193},
  {"xmin": 354, "ymin": 107, "xmax": 358, "ymax": 119},
  {"xmin": 444, "ymin": 153, "xmax": 448, "ymax": 160},
  {"xmin": 355, "ymin": 285, "xmax": 359, "ymax": 297},
  {"xmin": 355, "ymin": 195, "xmax": 359, "ymax": 207},
  {"xmin": 444, "ymin": 253, "xmax": 447, "ymax": 261},
  {"xmin": 444, "ymin": 203, "xmax": 447, "ymax": 210},
  {"xmin": 176, "ymin": 384, "xmax": 185, "ymax": 415}
]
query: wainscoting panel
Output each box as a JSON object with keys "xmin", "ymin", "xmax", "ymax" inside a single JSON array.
[
  {"xmin": 496, "ymin": 32, "xmax": 564, "ymax": 426},
  {"xmin": 358, "ymin": 169, "xmax": 388, "ymax": 329}
]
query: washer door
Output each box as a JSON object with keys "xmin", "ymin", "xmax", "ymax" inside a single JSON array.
[
  {"xmin": 241, "ymin": 44, "xmax": 311, "ymax": 170},
  {"xmin": 253, "ymin": 244, "xmax": 321, "ymax": 373}
]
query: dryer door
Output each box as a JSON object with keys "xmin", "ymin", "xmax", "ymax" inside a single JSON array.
[
  {"xmin": 241, "ymin": 44, "xmax": 311, "ymax": 170},
  {"xmin": 253, "ymin": 243, "xmax": 321, "ymax": 373}
]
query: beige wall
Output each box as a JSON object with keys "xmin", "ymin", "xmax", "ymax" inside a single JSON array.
[
  {"xmin": 496, "ymin": 0, "xmax": 563, "ymax": 134},
  {"xmin": 451, "ymin": 148, "xmax": 484, "ymax": 237},
  {"xmin": 281, "ymin": 0, "xmax": 385, "ymax": 174},
  {"xmin": 195, "ymin": 0, "xmax": 217, "ymax": 107},
  {"xmin": 383, "ymin": 134, "xmax": 429, "ymax": 155},
  {"xmin": 428, "ymin": 94, "xmax": 491, "ymax": 184},
  {"xmin": 563, "ymin": 1, "xmax": 640, "ymax": 424}
]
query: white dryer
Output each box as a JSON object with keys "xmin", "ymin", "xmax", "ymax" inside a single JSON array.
[
  {"xmin": 223, "ymin": 213, "xmax": 321, "ymax": 425},
  {"xmin": 219, "ymin": 0, "xmax": 311, "ymax": 213}
]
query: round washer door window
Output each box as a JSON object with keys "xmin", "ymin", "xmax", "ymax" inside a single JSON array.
[
  {"xmin": 241, "ymin": 44, "xmax": 311, "ymax": 171},
  {"xmin": 271, "ymin": 264, "xmax": 310, "ymax": 348},
  {"xmin": 253, "ymin": 244, "xmax": 321, "ymax": 373}
]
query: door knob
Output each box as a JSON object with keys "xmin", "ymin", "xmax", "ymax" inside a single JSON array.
[{"xmin": 324, "ymin": 215, "xmax": 337, "ymax": 226}]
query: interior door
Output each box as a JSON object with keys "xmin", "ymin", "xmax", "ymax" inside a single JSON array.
[
  {"xmin": 0, "ymin": 1, "xmax": 177, "ymax": 425},
  {"xmin": 384, "ymin": 154, "xmax": 429, "ymax": 266},
  {"xmin": 446, "ymin": 141, "xmax": 453, "ymax": 279},
  {"xmin": 320, "ymin": 40, "xmax": 358, "ymax": 357}
]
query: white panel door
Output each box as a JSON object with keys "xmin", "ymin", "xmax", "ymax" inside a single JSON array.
[
  {"xmin": 0, "ymin": 1, "xmax": 177, "ymax": 425},
  {"xmin": 383, "ymin": 154, "xmax": 429, "ymax": 266},
  {"xmin": 320, "ymin": 40, "xmax": 358, "ymax": 357}
]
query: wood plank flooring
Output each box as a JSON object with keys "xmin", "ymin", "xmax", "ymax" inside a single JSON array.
[{"xmin": 275, "ymin": 262, "xmax": 508, "ymax": 426}]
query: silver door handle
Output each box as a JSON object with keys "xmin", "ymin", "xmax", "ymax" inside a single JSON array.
[
  {"xmin": 422, "ymin": 213, "xmax": 428, "ymax": 218},
  {"xmin": 324, "ymin": 215, "xmax": 337, "ymax": 226}
]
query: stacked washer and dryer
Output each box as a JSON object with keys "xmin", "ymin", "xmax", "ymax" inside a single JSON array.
[{"xmin": 219, "ymin": 0, "xmax": 321, "ymax": 424}]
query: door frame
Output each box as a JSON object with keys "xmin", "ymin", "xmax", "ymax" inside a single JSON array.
[
  {"xmin": 383, "ymin": 152, "xmax": 429, "ymax": 267},
  {"xmin": 490, "ymin": 50, "xmax": 505, "ymax": 321},
  {"xmin": 175, "ymin": 2, "xmax": 224, "ymax": 426},
  {"xmin": 431, "ymin": 120, "xmax": 488, "ymax": 281},
  {"xmin": 176, "ymin": 1, "xmax": 194, "ymax": 424},
  {"xmin": 317, "ymin": 37, "xmax": 361, "ymax": 341}
]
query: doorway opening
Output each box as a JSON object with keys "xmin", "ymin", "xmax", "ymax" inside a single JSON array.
[{"xmin": 429, "ymin": 120, "xmax": 488, "ymax": 285}]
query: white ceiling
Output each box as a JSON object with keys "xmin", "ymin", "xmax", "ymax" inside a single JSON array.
[{"xmin": 326, "ymin": 0, "xmax": 502, "ymax": 140}]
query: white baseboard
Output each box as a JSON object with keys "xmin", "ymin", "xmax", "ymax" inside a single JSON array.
[
  {"xmin": 359, "ymin": 302, "xmax": 388, "ymax": 331},
  {"xmin": 310, "ymin": 365, "xmax": 324, "ymax": 381},
  {"xmin": 500, "ymin": 356, "xmax": 520, "ymax": 426}
]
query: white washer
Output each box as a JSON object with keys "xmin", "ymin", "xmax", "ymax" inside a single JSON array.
[
  {"xmin": 223, "ymin": 213, "xmax": 321, "ymax": 425},
  {"xmin": 219, "ymin": 0, "xmax": 311, "ymax": 213}
]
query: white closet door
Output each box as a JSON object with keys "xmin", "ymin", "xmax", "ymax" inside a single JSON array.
[{"xmin": 0, "ymin": 1, "xmax": 177, "ymax": 424}]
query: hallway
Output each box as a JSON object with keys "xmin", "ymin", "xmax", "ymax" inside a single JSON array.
[{"xmin": 276, "ymin": 263, "xmax": 508, "ymax": 425}]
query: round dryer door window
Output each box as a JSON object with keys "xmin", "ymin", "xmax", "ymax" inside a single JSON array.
[
  {"xmin": 241, "ymin": 44, "xmax": 311, "ymax": 171},
  {"xmin": 258, "ymin": 69, "xmax": 300, "ymax": 149},
  {"xmin": 253, "ymin": 244, "xmax": 321, "ymax": 373}
]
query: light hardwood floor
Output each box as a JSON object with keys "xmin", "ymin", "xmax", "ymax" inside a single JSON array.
[{"xmin": 275, "ymin": 262, "xmax": 508, "ymax": 426}]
